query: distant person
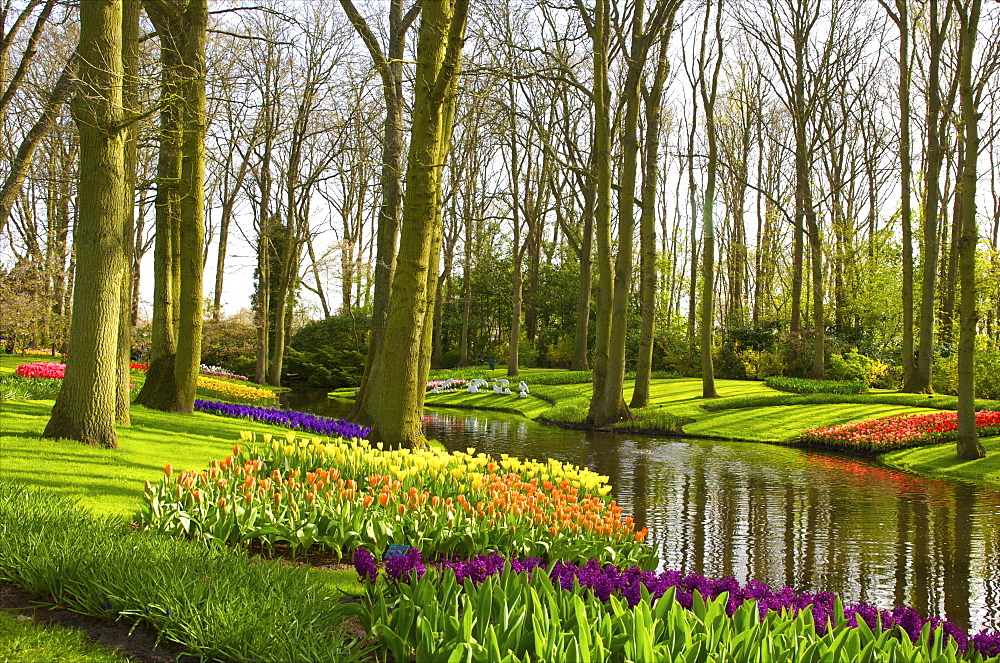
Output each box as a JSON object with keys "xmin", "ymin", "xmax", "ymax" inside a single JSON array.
[{"xmin": 487, "ymin": 356, "xmax": 495, "ymax": 371}]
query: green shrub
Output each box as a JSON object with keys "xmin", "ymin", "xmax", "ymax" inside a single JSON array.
[
  {"xmin": 281, "ymin": 315, "xmax": 370, "ymax": 388},
  {"xmin": 934, "ymin": 343, "xmax": 1000, "ymax": 400},
  {"xmin": 428, "ymin": 366, "xmax": 490, "ymax": 381},
  {"xmin": 703, "ymin": 391, "xmax": 1000, "ymax": 413},
  {"xmin": 199, "ymin": 317, "xmax": 257, "ymax": 373},
  {"xmin": 765, "ymin": 376, "xmax": 867, "ymax": 395},
  {"xmin": 439, "ymin": 348, "xmax": 462, "ymax": 369},
  {"xmin": 529, "ymin": 370, "xmax": 592, "ymax": 385},
  {"xmin": 616, "ymin": 407, "xmax": 684, "ymax": 432},
  {"xmin": 826, "ymin": 351, "xmax": 891, "ymax": 387},
  {"xmin": 0, "ymin": 482, "xmax": 361, "ymax": 663}
]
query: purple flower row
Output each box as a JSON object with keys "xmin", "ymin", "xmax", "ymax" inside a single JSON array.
[
  {"xmin": 354, "ymin": 547, "xmax": 1000, "ymax": 658},
  {"xmin": 194, "ymin": 399, "xmax": 371, "ymax": 440}
]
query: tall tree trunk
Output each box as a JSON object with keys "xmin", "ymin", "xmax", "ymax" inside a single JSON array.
[
  {"xmin": 134, "ymin": 14, "xmax": 181, "ymax": 410},
  {"xmin": 342, "ymin": 0, "xmax": 418, "ymax": 423},
  {"xmin": 808, "ymin": 207, "xmax": 824, "ymax": 378},
  {"xmin": 630, "ymin": 39, "xmax": 669, "ymax": 409},
  {"xmin": 44, "ymin": 0, "xmax": 126, "ymax": 449},
  {"xmin": 172, "ymin": 0, "xmax": 208, "ymax": 413},
  {"xmin": 908, "ymin": 0, "xmax": 949, "ymax": 393},
  {"xmin": 117, "ymin": 0, "xmax": 140, "ymax": 424},
  {"xmin": 507, "ymin": 74, "xmax": 521, "ymax": 378},
  {"xmin": 571, "ymin": 188, "xmax": 593, "ymax": 371},
  {"xmin": 587, "ymin": 0, "xmax": 613, "ymax": 422},
  {"xmin": 459, "ymin": 211, "xmax": 473, "ymax": 365},
  {"xmin": 955, "ymin": 0, "xmax": 985, "ymax": 460},
  {"xmin": 895, "ymin": 0, "xmax": 916, "ymax": 386},
  {"xmin": 367, "ymin": 0, "xmax": 468, "ymax": 447},
  {"xmin": 699, "ymin": 0, "xmax": 723, "ymax": 399}
]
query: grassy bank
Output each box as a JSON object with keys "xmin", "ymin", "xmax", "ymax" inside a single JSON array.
[
  {"xmin": 878, "ymin": 442, "xmax": 1000, "ymax": 483},
  {"xmin": 423, "ymin": 373, "xmax": 1000, "ymax": 484},
  {"xmin": 424, "ymin": 377, "xmax": 949, "ymax": 443}
]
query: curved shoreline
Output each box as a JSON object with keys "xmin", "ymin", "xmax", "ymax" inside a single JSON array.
[{"xmin": 419, "ymin": 378, "xmax": 1000, "ymax": 485}]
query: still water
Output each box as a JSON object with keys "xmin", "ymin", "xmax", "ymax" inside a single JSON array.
[{"xmin": 280, "ymin": 389, "xmax": 1000, "ymax": 633}]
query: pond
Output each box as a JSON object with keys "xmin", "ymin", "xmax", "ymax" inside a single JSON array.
[{"xmin": 280, "ymin": 388, "xmax": 1000, "ymax": 633}]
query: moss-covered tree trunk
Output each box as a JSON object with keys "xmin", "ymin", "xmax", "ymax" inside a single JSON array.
[
  {"xmin": 367, "ymin": 0, "xmax": 468, "ymax": 448},
  {"xmin": 571, "ymin": 192, "xmax": 593, "ymax": 372},
  {"xmin": 586, "ymin": 0, "xmax": 613, "ymax": 424},
  {"xmin": 630, "ymin": 39, "xmax": 669, "ymax": 409},
  {"xmin": 892, "ymin": 0, "xmax": 916, "ymax": 388},
  {"xmin": 134, "ymin": 11, "xmax": 181, "ymax": 410},
  {"xmin": 507, "ymin": 74, "xmax": 522, "ymax": 379},
  {"xmin": 808, "ymin": 206, "xmax": 824, "ymax": 380},
  {"xmin": 172, "ymin": 0, "xmax": 207, "ymax": 413},
  {"xmin": 136, "ymin": 0, "xmax": 206, "ymax": 414},
  {"xmin": 343, "ymin": 0, "xmax": 417, "ymax": 424},
  {"xmin": 43, "ymin": 0, "xmax": 127, "ymax": 449},
  {"xmin": 955, "ymin": 0, "xmax": 985, "ymax": 460},
  {"xmin": 116, "ymin": 0, "xmax": 140, "ymax": 425},
  {"xmin": 699, "ymin": 0, "xmax": 722, "ymax": 399},
  {"xmin": 906, "ymin": 0, "xmax": 948, "ymax": 394}
]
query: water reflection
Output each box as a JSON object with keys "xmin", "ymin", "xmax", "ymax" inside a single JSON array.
[
  {"xmin": 279, "ymin": 390, "xmax": 1000, "ymax": 633},
  {"xmin": 420, "ymin": 409, "xmax": 1000, "ymax": 633}
]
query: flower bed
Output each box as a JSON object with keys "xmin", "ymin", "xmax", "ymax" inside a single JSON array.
[
  {"xmin": 139, "ymin": 432, "xmax": 653, "ymax": 567},
  {"xmin": 200, "ymin": 364, "xmax": 247, "ymax": 380},
  {"xmin": 15, "ymin": 362, "xmax": 65, "ymax": 379},
  {"xmin": 196, "ymin": 375, "xmax": 277, "ymax": 405},
  {"xmin": 797, "ymin": 410, "xmax": 1000, "ymax": 453},
  {"xmin": 350, "ymin": 548, "xmax": 1000, "ymax": 662},
  {"xmin": 195, "ymin": 399, "xmax": 370, "ymax": 439},
  {"xmin": 13, "ymin": 348, "xmax": 63, "ymax": 357}
]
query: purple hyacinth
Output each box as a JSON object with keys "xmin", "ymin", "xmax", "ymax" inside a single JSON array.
[
  {"xmin": 384, "ymin": 548, "xmax": 425, "ymax": 583},
  {"xmin": 395, "ymin": 547, "xmax": 1000, "ymax": 657},
  {"xmin": 353, "ymin": 547, "xmax": 378, "ymax": 585},
  {"xmin": 195, "ymin": 399, "xmax": 371, "ymax": 439}
]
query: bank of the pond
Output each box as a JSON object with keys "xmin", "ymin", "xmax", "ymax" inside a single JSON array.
[
  {"xmin": 879, "ymin": 441, "xmax": 1000, "ymax": 483},
  {"xmin": 416, "ymin": 376, "xmax": 1000, "ymax": 483},
  {"xmin": 420, "ymin": 377, "xmax": 971, "ymax": 442}
]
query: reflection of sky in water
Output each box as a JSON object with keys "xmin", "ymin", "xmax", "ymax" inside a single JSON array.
[{"xmin": 281, "ymin": 391, "xmax": 1000, "ymax": 633}]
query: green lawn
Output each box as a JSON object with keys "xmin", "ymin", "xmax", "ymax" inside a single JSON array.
[
  {"xmin": 0, "ymin": 400, "xmax": 268, "ymax": 515},
  {"xmin": 0, "ymin": 611, "xmax": 128, "ymax": 663},
  {"xmin": 879, "ymin": 438, "xmax": 1000, "ymax": 483}
]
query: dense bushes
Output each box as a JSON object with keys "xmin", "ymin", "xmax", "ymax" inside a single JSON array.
[
  {"xmin": 934, "ymin": 344, "xmax": 1000, "ymax": 400},
  {"xmin": 765, "ymin": 376, "xmax": 867, "ymax": 395},
  {"xmin": 199, "ymin": 317, "xmax": 256, "ymax": 375},
  {"xmin": 283, "ymin": 315, "xmax": 369, "ymax": 388}
]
